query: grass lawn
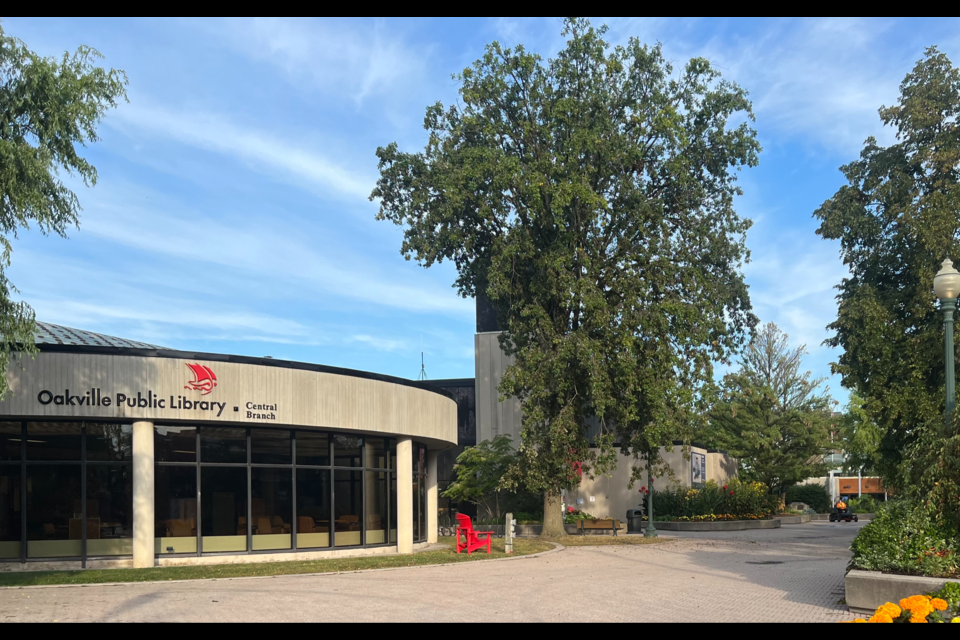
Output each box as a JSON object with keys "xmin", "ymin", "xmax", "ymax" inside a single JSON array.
[
  {"xmin": 539, "ymin": 535, "xmax": 670, "ymax": 547},
  {"xmin": 0, "ymin": 537, "xmax": 553, "ymax": 588}
]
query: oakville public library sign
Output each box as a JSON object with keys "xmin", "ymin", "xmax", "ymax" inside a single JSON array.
[
  {"xmin": 0, "ymin": 351, "xmax": 457, "ymax": 447},
  {"xmin": 36, "ymin": 363, "xmax": 277, "ymax": 420}
]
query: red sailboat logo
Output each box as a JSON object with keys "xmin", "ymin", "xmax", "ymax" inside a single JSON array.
[{"xmin": 184, "ymin": 363, "xmax": 218, "ymax": 395}]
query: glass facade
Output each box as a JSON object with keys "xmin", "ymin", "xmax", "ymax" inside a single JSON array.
[
  {"xmin": 153, "ymin": 427, "xmax": 400, "ymax": 557},
  {"xmin": 0, "ymin": 422, "xmax": 134, "ymax": 562},
  {"xmin": 0, "ymin": 421, "xmax": 419, "ymax": 563},
  {"xmin": 413, "ymin": 443, "xmax": 427, "ymax": 543}
]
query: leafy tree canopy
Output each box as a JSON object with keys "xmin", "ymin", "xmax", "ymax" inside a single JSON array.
[
  {"xmin": 373, "ymin": 18, "xmax": 759, "ymax": 535},
  {"xmin": 441, "ymin": 435, "xmax": 515, "ymax": 520},
  {"xmin": 709, "ymin": 322, "xmax": 834, "ymax": 499},
  {"xmin": 0, "ymin": 23, "xmax": 127, "ymax": 395},
  {"xmin": 814, "ymin": 47, "xmax": 960, "ymax": 481},
  {"xmin": 838, "ymin": 393, "xmax": 884, "ymax": 475}
]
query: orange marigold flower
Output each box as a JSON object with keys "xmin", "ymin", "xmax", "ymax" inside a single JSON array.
[
  {"xmin": 868, "ymin": 612, "xmax": 893, "ymax": 623},
  {"xmin": 852, "ymin": 618, "xmax": 867, "ymax": 623},
  {"xmin": 931, "ymin": 598, "xmax": 948, "ymax": 611},
  {"xmin": 877, "ymin": 602, "xmax": 901, "ymax": 618}
]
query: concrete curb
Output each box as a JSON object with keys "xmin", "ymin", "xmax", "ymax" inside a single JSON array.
[
  {"xmin": 645, "ymin": 519, "xmax": 780, "ymax": 531},
  {"xmin": 0, "ymin": 542, "xmax": 566, "ymax": 591},
  {"xmin": 845, "ymin": 569, "xmax": 960, "ymax": 615}
]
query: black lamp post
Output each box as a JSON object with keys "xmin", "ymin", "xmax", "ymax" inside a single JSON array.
[{"xmin": 934, "ymin": 258, "xmax": 960, "ymax": 421}]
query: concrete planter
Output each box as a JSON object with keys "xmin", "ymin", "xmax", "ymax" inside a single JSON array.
[
  {"xmin": 516, "ymin": 524, "xmax": 625, "ymax": 537},
  {"xmin": 776, "ymin": 515, "xmax": 811, "ymax": 524},
  {"xmin": 645, "ymin": 519, "xmax": 780, "ymax": 531},
  {"xmin": 845, "ymin": 570, "xmax": 960, "ymax": 615}
]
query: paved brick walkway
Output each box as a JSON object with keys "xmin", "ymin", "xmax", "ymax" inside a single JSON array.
[{"xmin": 0, "ymin": 521, "xmax": 861, "ymax": 622}]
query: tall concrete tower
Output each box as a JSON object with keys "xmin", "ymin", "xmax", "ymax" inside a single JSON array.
[{"xmin": 474, "ymin": 294, "xmax": 522, "ymax": 444}]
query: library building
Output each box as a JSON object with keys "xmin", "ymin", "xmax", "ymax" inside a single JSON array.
[{"xmin": 0, "ymin": 323, "xmax": 456, "ymax": 570}]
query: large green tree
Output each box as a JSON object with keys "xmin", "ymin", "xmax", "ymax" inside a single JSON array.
[
  {"xmin": 837, "ymin": 393, "xmax": 884, "ymax": 476},
  {"xmin": 710, "ymin": 322, "xmax": 833, "ymax": 502},
  {"xmin": 0, "ymin": 23, "xmax": 127, "ymax": 395},
  {"xmin": 372, "ymin": 18, "xmax": 759, "ymax": 536},
  {"xmin": 814, "ymin": 47, "xmax": 960, "ymax": 482}
]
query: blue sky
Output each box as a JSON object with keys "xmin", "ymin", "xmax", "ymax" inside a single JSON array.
[{"xmin": 5, "ymin": 17, "xmax": 960, "ymax": 403}]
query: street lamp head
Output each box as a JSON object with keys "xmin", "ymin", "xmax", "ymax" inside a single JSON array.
[{"xmin": 934, "ymin": 257, "xmax": 960, "ymax": 300}]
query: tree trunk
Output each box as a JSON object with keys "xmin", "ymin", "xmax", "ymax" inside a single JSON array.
[{"xmin": 540, "ymin": 490, "xmax": 565, "ymax": 538}]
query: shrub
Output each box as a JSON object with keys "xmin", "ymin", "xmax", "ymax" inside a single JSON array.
[
  {"xmin": 849, "ymin": 500, "xmax": 959, "ymax": 578},
  {"xmin": 785, "ymin": 484, "xmax": 830, "ymax": 513},
  {"xmin": 563, "ymin": 509, "xmax": 595, "ymax": 524},
  {"xmin": 848, "ymin": 495, "xmax": 880, "ymax": 513},
  {"xmin": 652, "ymin": 479, "xmax": 773, "ymax": 520}
]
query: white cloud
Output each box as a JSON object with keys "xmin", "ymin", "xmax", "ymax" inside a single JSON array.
[
  {"xmin": 198, "ymin": 17, "xmax": 426, "ymax": 104},
  {"xmin": 71, "ymin": 181, "xmax": 470, "ymax": 318},
  {"xmin": 111, "ymin": 102, "xmax": 373, "ymax": 201}
]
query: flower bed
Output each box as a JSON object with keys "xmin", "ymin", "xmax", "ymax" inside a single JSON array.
[
  {"xmin": 846, "ymin": 589, "xmax": 959, "ymax": 623},
  {"xmin": 639, "ymin": 512, "xmax": 772, "ymax": 522},
  {"xmin": 648, "ymin": 479, "xmax": 778, "ymax": 521}
]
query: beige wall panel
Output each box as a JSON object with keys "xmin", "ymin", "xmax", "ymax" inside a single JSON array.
[
  {"xmin": 563, "ymin": 447, "xmax": 740, "ymax": 521},
  {"xmin": 0, "ymin": 353, "xmax": 457, "ymax": 447}
]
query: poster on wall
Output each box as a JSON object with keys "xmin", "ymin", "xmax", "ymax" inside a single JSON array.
[{"xmin": 692, "ymin": 453, "xmax": 706, "ymax": 485}]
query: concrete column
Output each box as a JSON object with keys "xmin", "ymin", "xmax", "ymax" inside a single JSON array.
[
  {"xmin": 132, "ymin": 421, "xmax": 155, "ymax": 568},
  {"xmin": 426, "ymin": 451, "xmax": 438, "ymax": 544},
  {"xmin": 396, "ymin": 438, "xmax": 413, "ymax": 554}
]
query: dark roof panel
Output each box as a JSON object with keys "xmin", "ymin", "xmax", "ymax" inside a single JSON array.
[{"xmin": 34, "ymin": 322, "xmax": 167, "ymax": 350}]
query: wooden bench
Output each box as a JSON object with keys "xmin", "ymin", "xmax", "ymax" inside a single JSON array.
[{"xmin": 578, "ymin": 518, "xmax": 624, "ymax": 536}]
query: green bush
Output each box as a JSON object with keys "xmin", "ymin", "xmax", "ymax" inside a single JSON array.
[
  {"xmin": 652, "ymin": 479, "xmax": 774, "ymax": 519},
  {"xmin": 847, "ymin": 495, "xmax": 880, "ymax": 513},
  {"xmin": 563, "ymin": 510, "xmax": 595, "ymax": 524},
  {"xmin": 849, "ymin": 500, "xmax": 959, "ymax": 578},
  {"xmin": 784, "ymin": 484, "xmax": 830, "ymax": 513}
]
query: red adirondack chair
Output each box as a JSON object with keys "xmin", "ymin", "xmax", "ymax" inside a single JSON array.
[{"xmin": 455, "ymin": 513, "xmax": 493, "ymax": 554}]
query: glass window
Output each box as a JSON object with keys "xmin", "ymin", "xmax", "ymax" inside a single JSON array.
[
  {"xmin": 389, "ymin": 473, "xmax": 397, "ymax": 544},
  {"xmin": 363, "ymin": 438, "xmax": 388, "ymax": 470},
  {"xmin": 155, "ymin": 465, "xmax": 197, "ymax": 554},
  {"xmin": 251, "ymin": 429, "xmax": 291, "ymax": 465},
  {"xmin": 334, "ymin": 470, "xmax": 362, "ymax": 547},
  {"xmin": 365, "ymin": 471, "xmax": 388, "ymax": 545},
  {"xmin": 26, "ymin": 465, "xmax": 82, "ymax": 558},
  {"xmin": 390, "ymin": 440, "xmax": 397, "ymax": 472},
  {"xmin": 0, "ymin": 422, "xmax": 21, "ymax": 461},
  {"xmin": 200, "ymin": 467, "xmax": 248, "ymax": 552},
  {"xmin": 85, "ymin": 424, "xmax": 132, "ymax": 462},
  {"xmin": 200, "ymin": 427, "xmax": 247, "ymax": 464},
  {"xmin": 26, "ymin": 422, "xmax": 81, "ymax": 461},
  {"xmin": 0, "ymin": 468, "xmax": 21, "ymax": 559},
  {"xmin": 85, "ymin": 465, "xmax": 132, "ymax": 556},
  {"xmin": 251, "ymin": 468, "xmax": 292, "ymax": 550},
  {"xmin": 296, "ymin": 431, "xmax": 329, "ymax": 466},
  {"xmin": 296, "ymin": 469, "xmax": 330, "ymax": 549},
  {"xmin": 155, "ymin": 426, "xmax": 197, "ymax": 463},
  {"xmin": 333, "ymin": 434, "xmax": 362, "ymax": 467}
]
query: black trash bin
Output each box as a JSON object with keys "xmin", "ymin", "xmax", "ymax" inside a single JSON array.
[{"xmin": 626, "ymin": 508, "xmax": 644, "ymax": 533}]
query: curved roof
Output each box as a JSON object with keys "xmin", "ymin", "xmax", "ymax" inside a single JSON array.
[
  {"xmin": 31, "ymin": 322, "xmax": 452, "ymax": 400},
  {"xmin": 35, "ymin": 321, "xmax": 168, "ymax": 350}
]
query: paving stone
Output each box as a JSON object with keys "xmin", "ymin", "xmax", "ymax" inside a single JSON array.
[{"xmin": 0, "ymin": 521, "xmax": 862, "ymax": 622}]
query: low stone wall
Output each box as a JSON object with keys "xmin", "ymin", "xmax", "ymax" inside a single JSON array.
[
  {"xmin": 845, "ymin": 570, "xmax": 960, "ymax": 615},
  {"xmin": 777, "ymin": 515, "xmax": 811, "ymax": 524},
  {"xmin": 516, "ymin": 524, "xmax": 623, "ymax": 537},
  {"xmin": 645, "ymin": 519, "xmax": 781, "ymax": 532}
]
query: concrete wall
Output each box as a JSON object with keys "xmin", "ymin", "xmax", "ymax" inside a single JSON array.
[
  {"xmin": 474, "ymin": 332, "xmax": 522, "ymax": 444},
  {"xmin": 0, "ymin": 352, "xmax": 458, "ymax": 449},
  {"xmin": 563, "ymin": 447, "xmax": 739, "ymax": 521}
]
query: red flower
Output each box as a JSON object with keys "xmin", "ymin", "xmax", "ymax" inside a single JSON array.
[
  {"xmin": 729, "ymin": 491, "xmax": 735, "ymax": 496},
  {"xmin": 567, "ymin": 506, "xmax": 574, "ymax": 513},
  {"xmin": 723, "ymin": 485, "xmax": 728, "ymax": 490}
]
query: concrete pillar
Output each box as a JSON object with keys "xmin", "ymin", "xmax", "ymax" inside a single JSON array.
[
  {"xmin": 426, "ymin": 451, "xmax": 438, "ymax": 544},
  {"xmin": 396, "ymin": 438, "xmax": 413, "ymax": 554},
  {"xmin": 132, "ymin": 421, "xmax": 155, "ymax": 568}
]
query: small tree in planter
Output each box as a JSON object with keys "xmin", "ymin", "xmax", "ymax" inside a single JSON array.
[{"xmin": 442, "ymin": 435, "xmax": 515, "ymax": 521}]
